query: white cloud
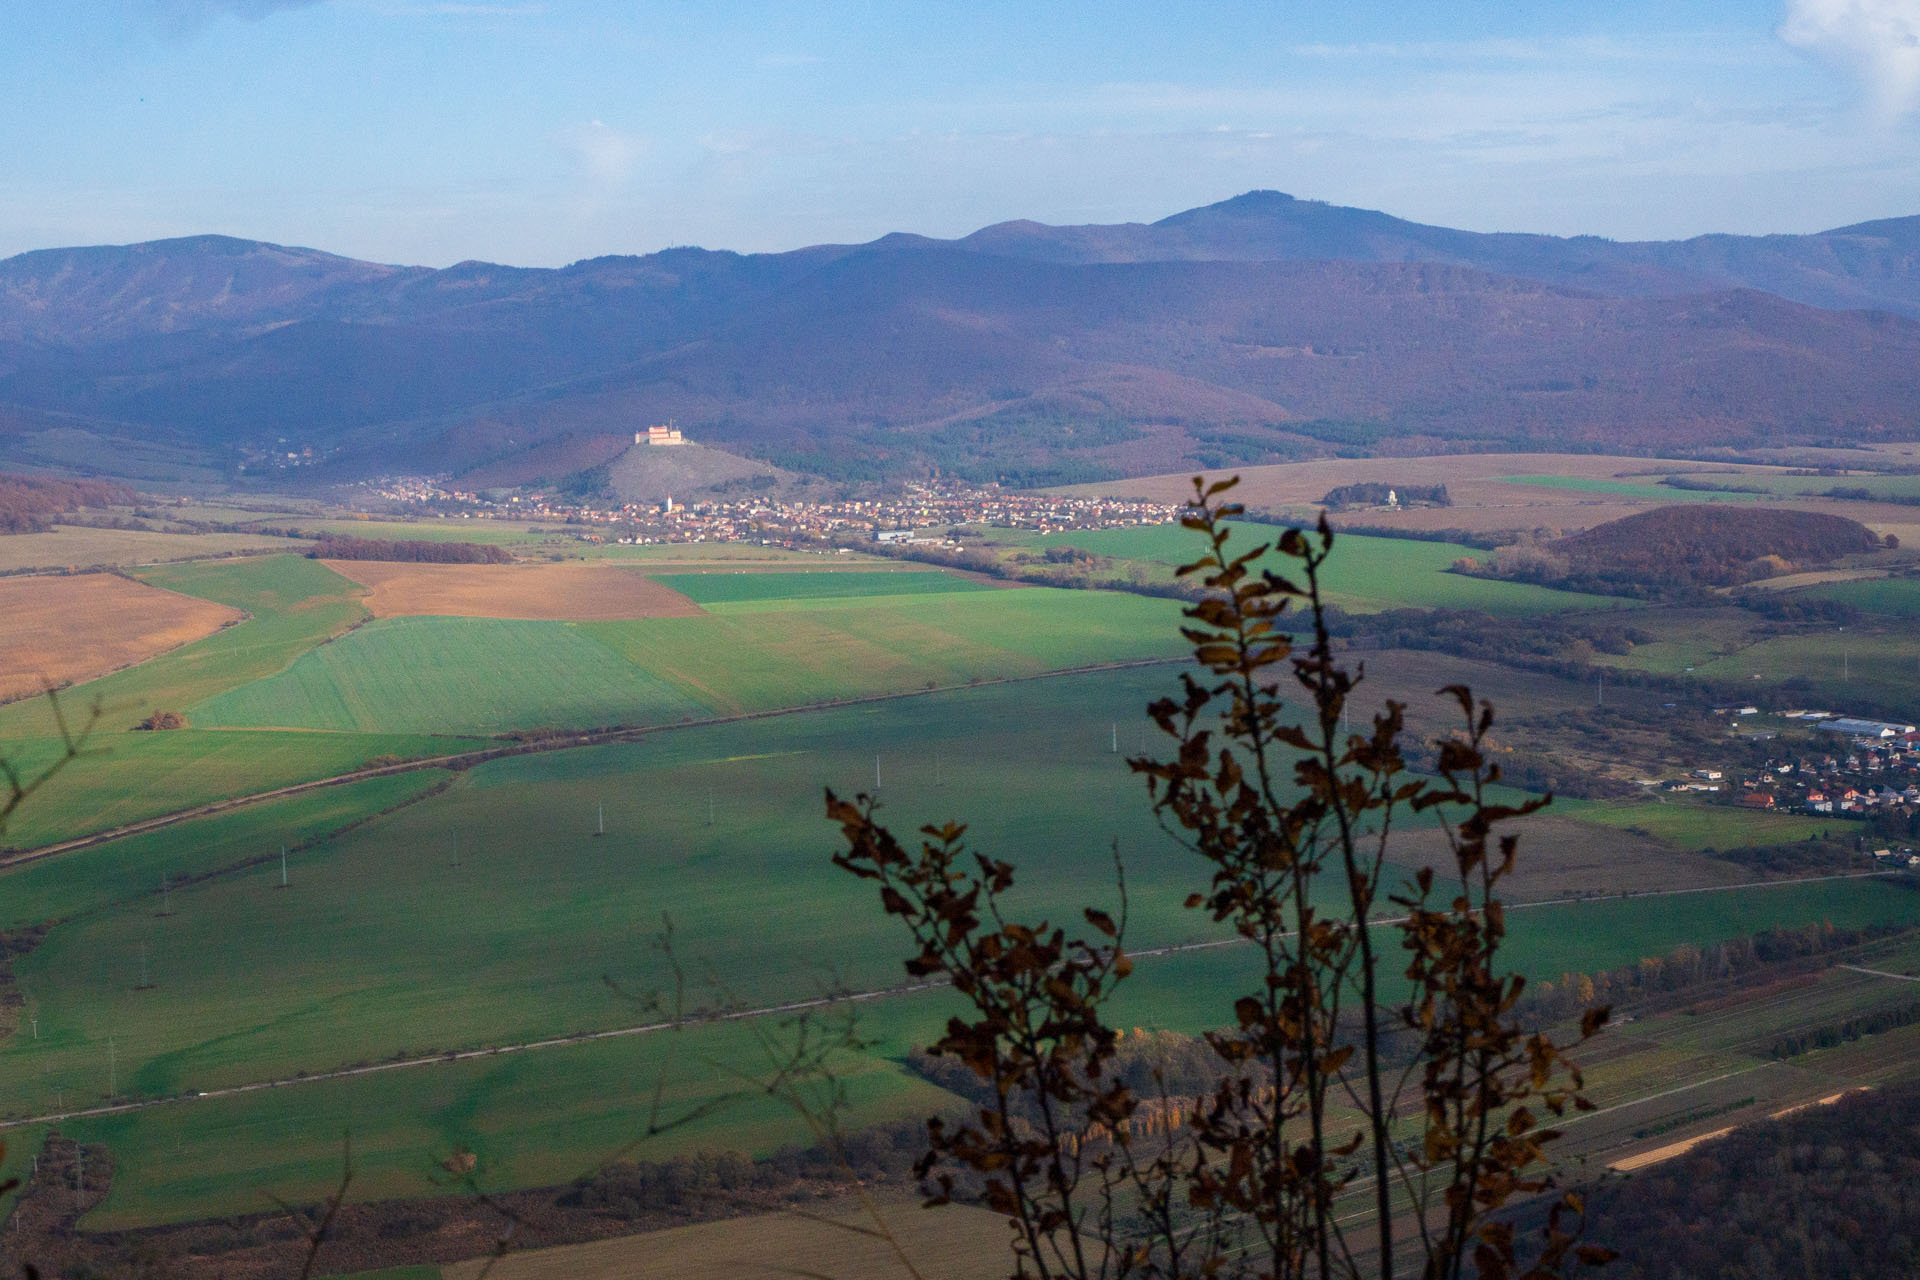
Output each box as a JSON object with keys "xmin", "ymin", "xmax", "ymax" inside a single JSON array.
[
  {"xmin": 368, "ymin": 3, "xmax": 545, "ymax": 15},
  {"xmin": 1781, "ymin": 0, "xmax": 1920, "ymax": 120},
  {"xmin": 145, "ymin": 0, "xmax": 326, "ymax": 33},
  {"xmin": 557, "ymin": 120, "xmax": 647, "ymax": 185}
]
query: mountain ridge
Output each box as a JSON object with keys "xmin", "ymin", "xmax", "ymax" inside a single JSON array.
[{"xmin": 2, "ymin": 193, "xmax": 1918, "ymax": 486}]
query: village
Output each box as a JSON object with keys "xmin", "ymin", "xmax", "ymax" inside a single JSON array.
[
  {"xmin": 352, "ymin": 474, "xmax": 1182, "ymax": 546},
  {"xmin": 1671, "ymin": 710, "xmax": 1920, "ymax": 854}
]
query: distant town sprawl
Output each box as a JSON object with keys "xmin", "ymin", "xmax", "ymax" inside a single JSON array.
[{"xmin": 352, "ymin": 476, "xmax": 1181, "ymax": 546}]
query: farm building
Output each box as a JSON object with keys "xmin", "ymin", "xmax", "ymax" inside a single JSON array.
[{"xmin": 1819, "ymin": 718, "xmax": 1918, "ymax": 739}]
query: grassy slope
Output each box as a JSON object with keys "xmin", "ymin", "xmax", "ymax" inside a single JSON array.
[{"xmin": 1024, "ymin": 526, "xmax": 1618, "ymax": 614}]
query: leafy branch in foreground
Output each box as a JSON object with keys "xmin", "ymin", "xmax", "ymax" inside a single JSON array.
[{"xmin": 830, "ymin": 476, "xmax": 1612, "ymax": 1280}]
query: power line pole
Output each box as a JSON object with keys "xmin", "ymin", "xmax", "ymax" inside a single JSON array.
[
  {"xmin": 107, "ymin": 1037, "xmax": 116, "ymax": 1100},
  {"xmin": 279, "ymin": 846, "xmax": 288, "ymax": 889}
]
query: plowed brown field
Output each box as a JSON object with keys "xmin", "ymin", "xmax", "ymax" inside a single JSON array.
[
  {"xmin": 0, "ymin": 573, "xmax": 244, "ymax": 703},
  {"xmin": 323, "ymin": 559, "xmax": 703, "ymax": 620}
]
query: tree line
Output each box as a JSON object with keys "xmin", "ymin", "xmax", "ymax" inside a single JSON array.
[
  {"xmin": 308, "ymin": 533, "xmax": 513, "ymax": 563},
  {"xmin": 1582, "ymin": 1081, "xmax": 1920, "ymax": 1278},
  {"xmin": 1319, "ymin": 482, "xmax": 1450, "ymax": 510},
  {"xmin": 0, "ymin": 472, "xmax": 133, "ymax": 533}
]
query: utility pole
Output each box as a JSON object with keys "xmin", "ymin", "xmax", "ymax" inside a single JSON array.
[
  {"xmin": 874, "ymin": 753, "xmax": 882, "ymax": 793},
  {"xmin": 594, "ymin": 803, "xmax": 605, "ymax": 837},
  {"xmin": 108, "ymin": 1037, "xmax": 116, "ymax": 1100},
  {"xmin": 160, "ymin": 873, "xmax": 172, "ymax": 917},
  {"xmin": 1111, "ymin": 723, "xmax": 1118, "ymax": 753},
  {"xmin": 707, "ymin": 788, "xmax": 714, "ymax": 826},
  {"xmin": 279, "ymin": 846, "xmax": 288, "ymax": 889}
]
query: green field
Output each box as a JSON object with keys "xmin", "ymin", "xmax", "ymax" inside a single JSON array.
[
  {"xmin": 193, "ymin": 616, "xmax": 714, "ymax": 735},
  {"xmin": 10, "ymin": 528, "xmax": 1920, "ymax": 1239},
  {"xmin": 26, "ymin": 869, "xmax": 1917, "ymax": 1228},
  {"xmin": 1674, "ymin": 473, "xmax": 1920, "ymax": 502},
  {"xmin": 0, "ymin": 771, "xmax": 449, "ymax": 932},
  {"xmin": 0, "ymin": 555, "xmax": 366, "ymax": 743},
  {"xmin": 1795, "ymin": 576, "xmax": 1920, "ymax": 618},
  {"xmin": 1559, "ymin": 799, "xmax": 1841, "ymax": 850},
  {"xmin": 193, "ymin": 588, "xmax": 1188, "ymax": 733},
  {"xmin": 649, "ymin": 569, "xmax": 991, "ymax": 603},
  {"xmin": 0, "ymin": 556, "xmax": 416, "ymax": 846},
  {"xmin": 1022, "ymin": 525, "xmax": 1618, "ymax": 614},
  {"xmin": 0, "ymin": 729, "xmax": 475, "ymax": 850},
  {"xmin": 1495, "ymin": 475, "xmax": 1751, "ymax": 501},
  {"xmin": 1688, "ymin": 629, "xmax": 1920, "ymax": 709},
  {"xmin": 10, "ymin": 660, "xmax": 1920, "ymax": 1227},
  {"xmin": 291, "ymin": 519, "xmax": 565, "ymax": 548}
]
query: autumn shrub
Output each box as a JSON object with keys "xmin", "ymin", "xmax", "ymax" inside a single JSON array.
[{"xmin": 830, "ymin": 477, "xmax": 1611, "ymax": 1280}]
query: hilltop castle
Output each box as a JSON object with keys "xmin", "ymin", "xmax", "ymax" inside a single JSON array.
[{"xmin": 636, "ymin": 424, "xmax": 686, "ymax": 446}]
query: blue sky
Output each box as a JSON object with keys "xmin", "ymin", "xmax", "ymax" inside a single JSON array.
[{"xmin": 3, "ymin": 0, "xmax": 1918, "ymax": 265}]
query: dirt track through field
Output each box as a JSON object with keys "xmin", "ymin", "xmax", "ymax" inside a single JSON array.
[
  {"xmin": 0, "ymin": 573, "xmax": 244, "ymax": 704},
  {"xmin": 323, "ymin": 559, "xmax": 703, "ymax": 620}
]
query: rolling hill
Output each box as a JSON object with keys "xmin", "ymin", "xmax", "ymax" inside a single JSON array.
[{"xmin": 3, "ymin": 193, "xmax": 1919, "ymax": 486}]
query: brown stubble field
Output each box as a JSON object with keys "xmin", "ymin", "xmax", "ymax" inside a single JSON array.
[
  {"xmin": 322, "ymin": 559, "xmax": 705, "ymax": 620},
  {"xmin": 441, "ymin": 1198, "xmax": 1010, "ymax": 1280},
  {"xmin": 0, "ymin": 572, "xmax": 244, "ymax": 703}
]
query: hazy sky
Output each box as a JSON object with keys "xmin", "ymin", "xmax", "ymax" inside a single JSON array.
[{"xmin": 4, "ymin": 0, "xmax": 1919, "ymax": 265}]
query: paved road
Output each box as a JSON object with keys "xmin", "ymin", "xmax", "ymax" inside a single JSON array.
[
  {"xmin": 1839, "ymin": 963, "xmax": 1920, "ymax": 983},
  {"xmin": 1, "ymin": 869, "xmax": 1897, "ymax": 1134}
]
